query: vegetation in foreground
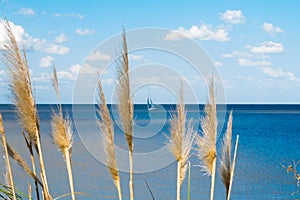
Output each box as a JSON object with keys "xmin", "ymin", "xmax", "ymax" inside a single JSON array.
[{"xmin": 0, "ymin": 19, "xmax": 239, "ymax": 199}]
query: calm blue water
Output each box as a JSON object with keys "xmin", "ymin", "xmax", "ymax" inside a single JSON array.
[{"xmin": 0, "ymin": 104, "xmax": 300, "ymax": 199}]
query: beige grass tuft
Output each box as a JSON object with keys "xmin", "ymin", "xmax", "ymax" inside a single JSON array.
[
  {"xmin": 1, "ymin": 19, "xmax": 38, "ymax": 141},
  {"xmin": 116, "ymin": 29, "xmax": 134, "ymax": 200},
  {"xmin": 51, "ymin": 112, "xmax": 73, "ymax": 153},
  {"xmin": 196, "ymin": 79, "xmax": 217, "ymax": 200},
  {"xmin": 97, "ymin": 80, "xmax": 122, "ymax": 200},
  {"xmin": 168, "ymin": 86, "xmax": 195, "ymax": 200},
  {"xmin": 1, "ymin": 19, "xmax": 51, "ymax": 200},
  {"xmin": 50, "ymin": 67, "xmax": 75, "ymax": 200},
  {"xmin": 219, "ymin": 111, "xmax": 232, "ymax": 197}
]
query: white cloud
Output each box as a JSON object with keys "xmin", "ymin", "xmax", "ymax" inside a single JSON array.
[
  {"xmin": 214, "ymin": 61, "xmax": 223, "ymax": 67},
  {"xmin": 87, "ymin": 50, "xmax": 111, "ymax": 61},
  {"xmin": 70, "ymin": 64, "xmax": 81, "ymax": 74},
  {"xmin": 220, "ymin": 10, "xmax": 245, "ymax": 24},
  {"xmin": 40, "ymin": 56, "xmax": 54, "ymax": 68},
  {"xmin": 238, "ymin": 58, "xmax": 272, "ymax": 66},
  {"xmin": 54, "ymin": 33, "xmax": 67, "ymax": 44},
  {"xmin": 165, "ymin": 24, "xmax": 229, "ymax": 41},
  {"xmin": 31, "ymin": 72, "xmax": 50, "ymax": 82},
  {"xmin": 102, "ymin": 78, "xmax": 115, "ymax": 85},
  {"xmin": 80, "ymin": 64, "xmax": 104, "ymax": 74},
  {"xmin": 262, "ymin": 23, "xmax": 284, "ymax": 35},
  {"xmin": 222, "ymin": 50, "xmax": 252, "ymax": 58},
  {"xmin": 15, "ymin": 7, "xmax": 35, "ymax": 16},
  {"xmin": 57, "ymin": 71, "xmax": 75, "ymax": 80},
  {"xmin": 76, "ymin": 28, "xmax": 95, "ymax": 36},
  {"xmin": 263, "ymin": 67, "xmax": 298, "ymax": 81},
  {"xmin": 52, "ymin": 13, "xmax": 84, "ymax": 19},
  {"xmin": 249, "ymin": 41, "xmax": 284, "ymax": 54},
  {"xmin": 0, "ymin": 70, "xmax": 4, "ymax": 75},
  {"xmin": 238, "ymin": 75, "xmax": 255, "ymax": 82},
  {"xmin": 129, "ymin": 54, "xmax": 144, "ymax": 61},
  {"xmin": 45, "ymin": 45, "xmax": 70, "ymax": 55},
  {"xmin": 57, "ymin": 64, "xmax": 104, "ymax": 81},
  {"xmin": 0, "ymin": 20, "xmax": 70, "ymax": 55}
]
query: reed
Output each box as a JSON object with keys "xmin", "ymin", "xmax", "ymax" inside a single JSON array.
[
  {"xmin": 21, "ymin": 130, "xmax": 40, "ymax": 200},
  {"xmin": 218, "ymin": 110, "xmax": 239, "ymax": 200},
  {"xmin": 168, "ymin": 87, "xmax": 195, "ymax": 200},
  {"xmin": 97, "ymin": 80, "xmax": 122, "ymax": 200},
  {"xmin": 6, "ymin": 143, "xmax": 43, "ymax": 187},
  {"xmin": 219, "ymin": 111, "xmax": 232, "ymax": 198},
  {"xmin": 1, "ymin": 19, "xmax": 51, "ymax": 199},
  {"xmin": 116, "ymin": 29, "xmax": 134, "ymax": 200},
  {"xmin": 196, "ymin": 80, "xmax": 217, "ymax": 200},
  {"xmin": 50, "ymin": 67, "xmax": 75, "ymax": 200},
  {"xmin": 0, "ymin": 113, "xmax": 16, "ymax": 200}
]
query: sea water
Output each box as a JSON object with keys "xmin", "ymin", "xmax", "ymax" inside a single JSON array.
[{"xmin": 0, "ymin": 104, "xmax": 299, "ymax": 199}]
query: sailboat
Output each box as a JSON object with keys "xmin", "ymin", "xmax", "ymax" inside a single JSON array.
[{"xmin": 147, "ymin": 96, "xmax": 155, "ymax": 110}]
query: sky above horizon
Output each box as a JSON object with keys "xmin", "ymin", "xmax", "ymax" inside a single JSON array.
[{"xmin": 0, "ymin": 0, "xmax": 300, "ymax": 104}]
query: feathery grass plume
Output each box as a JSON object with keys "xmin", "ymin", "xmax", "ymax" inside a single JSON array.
[
  {"xmin": 50, "ymin": 67, "xmax": 75, "ymax": 200},
  {"xmin": 6, "ymin": 143, "xmax": 43, "ymax": 187},
  {"xmin": 97, "ymin": 80, "xmax": 122, "ymax": 200},
  {"xmin": 168, "ymin": 87, "xmax": 195, "ymax": 200},
  {"xmin": 116, "ymin": 29, "xmax": 134, "ymax": 200},
  {"xmin": 1, "ymin": 19, "xmax": 51, "ymax": 200},
  {"xmin": 196, "ymin": 79, "xmax": 217, "ymax": 200},
  {"xmin": 219, "ymin": 111, "xmax": 232, "ymax": 198},
  {"xmin": 0, "ymin": 113, "xmax": 16, "ymax": 200}
]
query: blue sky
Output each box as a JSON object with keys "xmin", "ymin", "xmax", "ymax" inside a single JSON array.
[{"xmin": 0, "ymin": 0, "xmax": 300, "ymax": 104}]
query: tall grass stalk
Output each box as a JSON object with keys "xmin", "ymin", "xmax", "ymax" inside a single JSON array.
[
  {"xmin": 219, "ymin": 110, "xmax": 239, "ymax": 200},
  {"xmin": 116, "ymin": 29, "xmax": 134, "ymax": 200},
  {"xmin": 187, "ymin": 161, "xmax": 191, "ymax": 200},
  {"xmin": 21, "ymin": 131, "xmax": 40, "ymax": 200},
  {"xmin": 6, "ymin": 143, "xmax": 43, "ymax": 187},
  {"xmin": 219, "ymin": 111, "xmax": 232, "ymax": 198},
  {"xmin": 97, "ymin": 80, "xmax": 122, "ymax": 200},
  {"xmin": 227, "ymin": 135, "xmax": 239, "ymax": 200},
  {"xmin": 50, "ymin": 67, "xmax": 75, "ymax": 200},
  {"xmin": 196, "ymin": 80, "xmax": 217, "ymax": 200},
  {"xmin": 1, "ymin": 19, "xmax": 51, "ymax": 199},
  {"xmin": 168, "ymin": 87, "xmax": 195, "ymax": 200},
  {"xmin": 0, "ymin": 113, "xmax": 16, "ymax": 200}
]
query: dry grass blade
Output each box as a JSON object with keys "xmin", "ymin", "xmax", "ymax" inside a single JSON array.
[
  {"xmin": 117, "ymin": 29, "xmax": 133, "ymax": 153},
  {"xmin": 50, "ymin": 67, "xmax": 75, "ymax": 200},
  {"xmin": 0, "ymin": 19, "xmax": 38, "ymax": 141},
  {"xmin": 51, "ymin": 66, "xmax": 72, "ymax": 154},
  {"xmin": 196, "ymin": 80, "xmax": 217, "ymax": 175},
  {"xmin": 169, "ymin": 87, "xmax": 185, "ymax": 162},
  {"xmin": 116, "ymin": 29, "xmax": 134, "ymax": 200},
  {"xmin": 51, "ymin": 112, "xmax": 73, "ymax": 153},
  {"xmin": 179, "ymin": 120, "xmax": 195, "ymax": 185},
  {"xmin": 196, "ymin": 79, "xmax": 217, "ymax": 200},
  {"xmin": 219, "ymin": 111, "xmax": 233, "ymax": 198},
  {"xmin": 0, "ymin": 113, "xmax": 16, "ymax": 200},
  {"xmin": 1, "ymin": 20, "xmax": 51, "ymax": 199},
  {"xmin": 97, "ymin": 80, "xmax": 122, "ymax": 200},
  {"xmin": 6, "ymin": 143, "xmax": 43, "ymax": 187},
  {"xmin": 50, "ymin": 67, "xmax": 60, "ymax": 102},
  {"xmin": 168, "ymin": 87, "xmax": 195, "ymax": 200}
]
